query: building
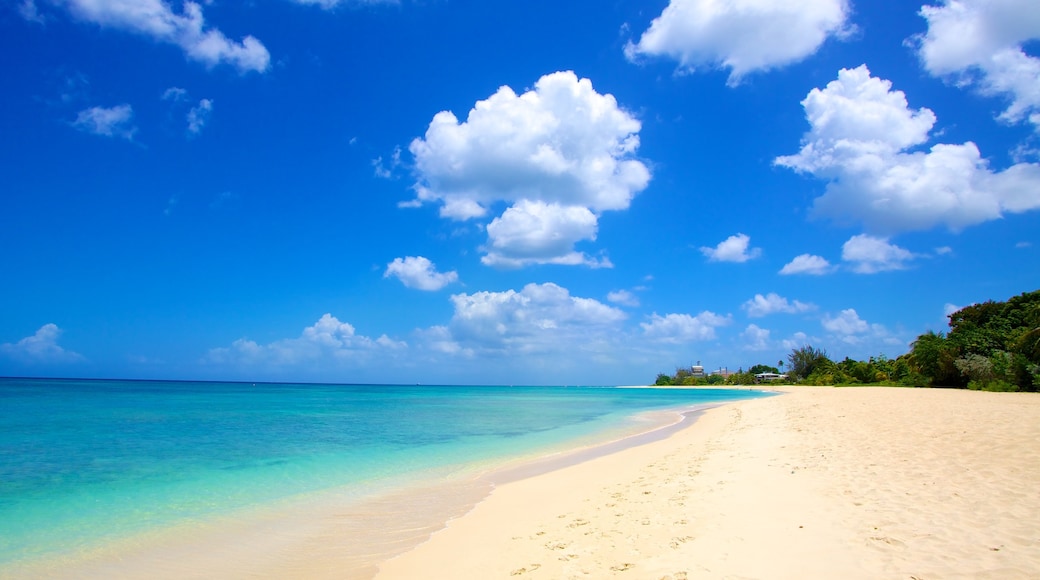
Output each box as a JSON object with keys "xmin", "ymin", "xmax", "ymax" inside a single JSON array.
[{"xmin": 754, "ymin": 372, "xmax": 789, "ymax": 382}]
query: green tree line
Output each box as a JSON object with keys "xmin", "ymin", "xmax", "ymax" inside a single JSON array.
[{"xmin": 653, "ymin": 290, "xmax": 1040, "ymax": 392}]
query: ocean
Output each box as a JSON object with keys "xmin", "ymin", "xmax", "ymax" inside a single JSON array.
[{"xmin": 0, "ymin": 378, "xmax": 771, "ymax": 576}]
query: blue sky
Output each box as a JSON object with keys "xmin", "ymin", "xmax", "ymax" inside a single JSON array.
[{"xmin": 2, "ymin": 0, "xmax": 1038, "ymax": 385}]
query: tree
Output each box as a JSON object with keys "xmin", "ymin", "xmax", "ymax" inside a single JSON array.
[
  {"xmin": 909, "ymin": 331, "xmax": 962, "ymax": 387},
  {"xmin": 787, "ymin": 345, "xmax": 830, "ymax": 380}
]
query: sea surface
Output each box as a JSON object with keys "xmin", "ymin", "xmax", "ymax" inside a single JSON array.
[{"xmin": 0, "ymin": 377, "xmax": 770, "ymax": 573}]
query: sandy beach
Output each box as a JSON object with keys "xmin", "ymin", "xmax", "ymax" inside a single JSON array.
[{"xmin": 377, "ymin": 387, "xmax": 1040, "ymax": 579}]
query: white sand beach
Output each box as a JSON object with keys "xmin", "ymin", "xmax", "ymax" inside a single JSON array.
[{"xmin": 377, "ymin": 387, "xmax": 1040, "ymax": 579}]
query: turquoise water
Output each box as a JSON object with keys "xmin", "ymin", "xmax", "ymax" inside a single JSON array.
[{"xmin": 0, "ymin": 378, "xmax": 769, "ymax": 567}]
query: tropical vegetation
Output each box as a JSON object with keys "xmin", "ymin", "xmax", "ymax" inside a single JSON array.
[{"xmin": 653, "ymin": 290, "xmax": 1040, "ymax": 392}]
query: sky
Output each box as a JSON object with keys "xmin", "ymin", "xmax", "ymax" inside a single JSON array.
[{"xmin": 1, "ymin": 0, "xmax": 1039, "ymax": 385}]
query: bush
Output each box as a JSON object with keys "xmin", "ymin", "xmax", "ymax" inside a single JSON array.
[{"xmin": 967, "ymin": 379, "xmax": 1019, "ymax": 392}]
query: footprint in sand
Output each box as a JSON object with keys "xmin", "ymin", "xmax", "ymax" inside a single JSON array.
[
  {"xmin": 869, "ymin": 535, "xmax": 906, "ymax": 547},
  {"xmin": 610, "ymin": 562, "xmax": 635, "ymax": 572},
  {"xmin": 669, "ymin": 535, "xmax": 695, "ymax": 549},
  {"xmin": 510, "ymin": 563, "xmax": 542, "ymax": 576}
]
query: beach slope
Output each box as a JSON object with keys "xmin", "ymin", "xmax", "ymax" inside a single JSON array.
[{"xmin": 377, "ymin": 387, "xmax": 1040, "ymax": 579}]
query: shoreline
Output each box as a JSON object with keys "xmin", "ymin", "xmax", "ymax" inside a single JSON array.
[
  {"xmin": 377, "ymin": 386, "xmax": 1040, "ymax": 579},
  {"xmin": 2, "ymin": 390, "xmax": 767, "ymax": 579}
]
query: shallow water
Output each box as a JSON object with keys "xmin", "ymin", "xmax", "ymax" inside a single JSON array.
[{"xmin": 0, "ymin": 378, "xmax": 770, "ymax": 573}]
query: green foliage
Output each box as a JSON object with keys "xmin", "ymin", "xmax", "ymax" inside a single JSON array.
[
  {"xmin": 650, "ymin": 291, "xmax": 1039, "ymax": 391},
  {"xmin": 967, "ymin": 379, "xmax": 1018, "ymax": 392},
  {"xmin": 954, "ymin": 353, "xmax": 995, "ymax": 384},
  {"xmin": 909, "ymin": 331, "xmax": 962, "ymax": 386},
  {"xmin": 910, "ymin": 290, "xmax": 1040, "ymax": 391},
  {"xmin": 725, "ymin": 371, "xmax": 757, "ymax": 385},
  {"xmin": 654, "ymin": 373, "xmax": 673, "ymax": 386},
  {"xmin": 787, "ymin": 345, "xmax": 830, "ymax": 380},
  {"xmin": 704, "ymin": 374, "xmax": 726, "ymax": 385}
]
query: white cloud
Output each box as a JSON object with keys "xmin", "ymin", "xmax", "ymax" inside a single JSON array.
[
  {"xmin": 407, "ymin": 71, "xmax": 650, "ymax": 267},
  {"xmin": 742, "ymin": 293, "xmax": 814, "ymax": 317},
  {"xmin": 781, "ymin": 331, "xmax": 811, "ymax": 350},
  {"xmin": 699, "ymin": 233, "xmax": 761, "ymax": 263},
  {"xmin": 779, "ymin": 253, "xmax": 833, "ymax": 275},
  {"xmin": 373, "ymin": 146, "xmax": 402, "ymax": 179},
  {"xmin": 206, "ymin": 314, "xmax": 405, "ymax": 367},
  {"xmin": 481, "ymin": 200, "xmax": 610, "ymax": 268},
  {"xmin": 1016, "ymin": 241, "xmax": 1033, "ymax": 248},
  {"xmin": 289, "ymin": 0, "xmax": 398, "ymax": 9},
  {"xmin": 162, "ymin": 87, "xmax": 188, "ymax": 102},
  {"xmin": 624, "ymin": 0, "xmax": 851, "ymax": 85},
  {"xmin": 187, "ymin": 98, "xmax": 212, "ymax": 135},
  {"xmin": 607, "ymin": 289, "xmax": 640, "ymax": 307},
  {"xmin": 944, "ymin": 302, "xmax": 962, "ymax": 317},
  {"xmin": 20, "ymin": 0, "xmax": 44, "ymax": 23},
  {"xmin": 641, "ymin": 311, "xmax": 731, "ymax": 343},
  {"xmin": 61, "ymin": 0, "xmax": 270, "ymax": 73},
  {"xmin": 0, "ymin": 324, "xmax": 85, "ymax": 364},
  {"xmin": 776, "ymin": 65, "xmax": 1040, "ymax": 233},
  {"xmin": 447, "ymin": 283, "xmax": 627, "ymax": 354},
  {"xmin": 384, "ymin": 256, "xmax": 459, "ymax": 291},
  {"xmin": 741, "ymin": 324, "xmax": 772, "ymax": 351},
  {"xmin": 820, "ymin": 308, "xmax": 900, "ymax": 347},
  {"xmin": 72, "ymin": 104, "xmax": 136, "ymax": 140},
  {"xmin": 841, "ymin": 234, "xmax": 917, "ymax": 273},
  {"xmin": 915, "ymin": 0, "xmax": 1040, "ymax": 128},
  {"xmin": 822, "ymin": 308, "xmax": 869, "ymax": 335}
]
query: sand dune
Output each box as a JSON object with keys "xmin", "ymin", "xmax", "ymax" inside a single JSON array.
[{"xmin": 377, "ymin": 387, "xmax": 1040, "ymax": 579}]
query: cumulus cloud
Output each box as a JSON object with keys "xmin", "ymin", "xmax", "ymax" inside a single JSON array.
[
  {"xmin": 187, "ymin": 98, "xmax": 213, "ymax": 135},
  {"xmin": 384, "ymin": 256, "xmax": 459, "ymax": 291},
  {"xmin": 446, "ymin": 283, "xmax": 627, "ymax": 354},
  {"xmin": 59, "ymin": 0, "xmax": 269, "ymax": 73},
  {"xmin": 607, "ymin": 289, "xmax": 640, "ymax": 307},
  {"xmin": 821, "ymin": 308, "xmax": 901, "ymax": 346},
  {"xmin": 641, "ymin": 311, "xmax": 731, "ymax": 343},
  {"xmin": 625, "ymin": 0, "xmax": 851, "ymax": 85},
  {"xmin": 822, "ymin": 308, "xmax": 869, "ymax": 335},
  {"xmin": 72, "ymin": 104, "xmax": 136, "ymax": 139},
  {"xmin": 776, "ymin": 65, "xmax": 1040, "ymax": 233},
  {"xmin": 407, "ymin": 71, "xmax": 649, "ymax": 267},
  {"xmin": 482, "ymin": 200, "xmax": 610, "ymax": 268},
  {"xmin": 700, "ymin": 233, "xmax": 761, "ymax": 263},
  {"xmin": 915, "ymin": 0, "xmax": 1040, "ymax": 128},
  {"xmin": 207, "ymin": 314, "xmax": 405, "ymax": 366},
  {"xmin": 742, "ymin": 293, "xmax": 814, "ymax": 317},
  {"xmin": 779, "ymin": 253, "xmax": 833, "ymax": 275},
  {"xmin": 841, "ymin": 234, "xmax": 917, "ymax": 273},
  {"xmin": 741, "ymin": 324, "xmax": 772, "ymax": 350},
  {"xmin": 0, "ymin": 324, "xmax": 85, "ymax": 364}
]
